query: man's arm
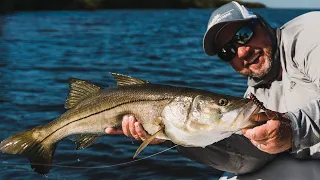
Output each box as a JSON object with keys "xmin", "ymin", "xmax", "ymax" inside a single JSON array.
[
  {"xmin": 287, "ymin": 42, "xmax": 320, "ymax": 157},
  {"xmin": 286, "ymin": 99, "xmax": 320, "ymax": 157},
  {"xmin": 243, "ymin": 44, "xmax": 320, "ymax": 158}
]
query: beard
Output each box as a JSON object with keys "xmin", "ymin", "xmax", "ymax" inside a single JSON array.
[{"xmin": 241, "ymin": 46, "xmax": 273, "ymax": 79}]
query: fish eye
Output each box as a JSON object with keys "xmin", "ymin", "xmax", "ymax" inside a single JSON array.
[{"xmin": 218, "ymin": 98, "xmax": 228, "ymax": 106}]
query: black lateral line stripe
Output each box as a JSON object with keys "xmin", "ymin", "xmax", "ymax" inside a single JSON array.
[{"xmin": 40, "ymin": 98, "xmax": 171, "ymax": 143}]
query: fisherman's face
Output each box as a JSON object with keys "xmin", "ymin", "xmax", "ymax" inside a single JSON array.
[{"xmin": 216, "ymin": 21, "xmax": 273, "ymax": 79}]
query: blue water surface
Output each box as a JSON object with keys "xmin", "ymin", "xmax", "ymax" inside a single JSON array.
[{"xmin": 0, "ymin": 8, "xmax": 318, "ymax": 180}]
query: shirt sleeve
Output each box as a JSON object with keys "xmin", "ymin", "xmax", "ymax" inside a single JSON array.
[
  {"xmin": 286, "ymin": 99, "xmax": 320, "ymax": 158},
  {"xmin": 285, "ymin": 44, "xmax": 320, "ymax": 158},
  {"xmin": 305, "ymin": 45, "xmax": 320, "ymax": 88}
]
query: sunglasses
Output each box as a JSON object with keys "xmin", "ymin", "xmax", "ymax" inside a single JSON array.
[{"xmin": 217, "ymin": 19, "xmax": 259, "ymax": 62}]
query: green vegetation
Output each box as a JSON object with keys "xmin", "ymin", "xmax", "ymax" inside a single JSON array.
[{"xmin": 0, "ymin": 0, "xmax": 266, "ymax": 12}]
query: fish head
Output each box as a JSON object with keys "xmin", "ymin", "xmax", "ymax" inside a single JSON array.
[
  {"xmin": 186, "ymin": 94, "xmax": 260, "ymax": 132},
  {"xmin": 161, "ymin": 93, "xmax": 260, "ymax": 147}
]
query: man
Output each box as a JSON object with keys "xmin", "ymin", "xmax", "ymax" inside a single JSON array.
[{"xmin": 106, "ymin": 1, "xmax": 320, "ymax": 178}]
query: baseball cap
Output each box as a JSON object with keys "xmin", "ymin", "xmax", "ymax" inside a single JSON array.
[{"xmin": 203, "ymin": 1, "xmax": 257, "ymax": 56}]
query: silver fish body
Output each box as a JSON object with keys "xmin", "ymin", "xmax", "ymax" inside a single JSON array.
[{"xmin": 0, "ymin": 73, "xmax": 260, "ymax": 174}]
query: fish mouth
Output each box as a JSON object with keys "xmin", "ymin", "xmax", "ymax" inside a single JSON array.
[
  {"xmin": 230, "ymin": 100, "xmax": 260, "ymax": 128},
  {"xmin": 206, "ymin": 98, "xmax": 258, "ymax": 131}
]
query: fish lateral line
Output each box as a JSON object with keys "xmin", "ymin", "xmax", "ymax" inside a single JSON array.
[{"xmin": 41, "ymin": 98, "xmax": 172, "ymax": 143}]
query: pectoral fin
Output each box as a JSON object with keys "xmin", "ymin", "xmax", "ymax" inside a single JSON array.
[{"xmin": 133, "ymin": 129, "xmax": 163, "ymax": 159}]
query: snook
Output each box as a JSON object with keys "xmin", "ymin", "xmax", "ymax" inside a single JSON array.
[{"xmin": 0, "ymin": 73, "xmax": 260, "ymax": 174}]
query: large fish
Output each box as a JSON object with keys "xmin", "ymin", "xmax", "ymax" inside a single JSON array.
[{"xmin": 0, "ymin": 73, "xmax": 260, "ymax": 174}]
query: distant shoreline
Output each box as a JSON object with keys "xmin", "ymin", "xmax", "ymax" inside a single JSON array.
[{"xmin": 0, "ymin": 0, "xmax": 266, "ymax": 13}]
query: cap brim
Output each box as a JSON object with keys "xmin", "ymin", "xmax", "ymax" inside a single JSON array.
[{"xmin": 203, "ymin": 19, "xmax": 251, "ymax": 56}]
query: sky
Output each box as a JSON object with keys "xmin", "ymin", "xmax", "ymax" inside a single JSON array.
[{"xmin": 243, "ymin": 0, "xmax": 320, "ymax": 9}]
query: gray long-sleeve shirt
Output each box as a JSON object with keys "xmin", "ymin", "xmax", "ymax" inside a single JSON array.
[{"xmin": 245, "ymin": 11, "xmax": 320, "ymax": 158}]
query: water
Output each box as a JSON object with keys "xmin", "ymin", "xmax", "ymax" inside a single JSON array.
[{"xmin": 0, "ymin": 8, "xmax": 318, "ymax": 180}]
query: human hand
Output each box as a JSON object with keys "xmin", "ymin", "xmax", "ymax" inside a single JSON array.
[
  {"xmin": 242, "ymin": 110, "xmax": 292, "ymax": 154},
  {"xmin": 105, "ymin": 115, "xmax": 165, "ymax": 145}
]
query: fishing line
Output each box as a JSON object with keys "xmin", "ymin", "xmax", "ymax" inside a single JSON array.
[{"xmin": 0, "ymin": 145, "xmax": 178, "ymax": 169}]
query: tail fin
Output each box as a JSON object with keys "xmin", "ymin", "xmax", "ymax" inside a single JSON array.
[{"xmin": 0, "ymin": 129, "xmax": 56, "ymax": 174}]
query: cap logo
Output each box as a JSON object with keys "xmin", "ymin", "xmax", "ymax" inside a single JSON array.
[{"xmin": 209, "ymin": 9, "xmax": 234, "ymax": 28}]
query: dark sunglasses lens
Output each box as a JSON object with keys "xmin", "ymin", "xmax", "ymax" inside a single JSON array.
[
  {"xmin": 233, "ymin": 19, "xmax": 257, "ymax": 45},
  {"xmin": 234, "ymin": 26, "xmax": 254, "ymax": 45},
  {"xmin": 218, "ymin": 43, "xmax": 237, "ymax": 62}
]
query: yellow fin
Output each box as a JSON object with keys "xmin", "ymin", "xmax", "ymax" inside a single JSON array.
[
  {"xmin": 65, "ymin": 78, "xmax": 101, "ymax": 109},
  {"xmin": 110, "ymin": 72, "xmax": 150, "ymax": 86},
  {"xmin": 133, "ymin": 128, "xmax": 163, "ymax": 159},
  {"xmin": 70, "ymin": 134, "xmax": 99, "ymax": 150},
  {"xmin": 0, "ymin": 128, "xmax": 56, "ymax": 174}
]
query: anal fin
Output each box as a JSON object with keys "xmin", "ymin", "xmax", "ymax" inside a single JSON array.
[
  {"xmin": 133, "ymin": 129, "xmax": 163, "ymax": 159},
  {"xmin": 71, "ymin": 134, "xmax": 99, "ymax": 150}
]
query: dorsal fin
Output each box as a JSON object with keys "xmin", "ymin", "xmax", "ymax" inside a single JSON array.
[
  {"xmin": 65, "ymin": 78, "xmax": 101, "ymax": 109},
  {"xmin": 110, "ymin": 73, "xmax": 150, "ymax": 86}
]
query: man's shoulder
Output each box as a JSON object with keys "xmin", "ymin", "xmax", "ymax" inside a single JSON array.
[
  {"xmin": 281, "ymin": 11, "xmax": 320, "ymax": 30},
  {"xmin": 279, "ymin": 11, "xmax": 320, "ymax": 63}
]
